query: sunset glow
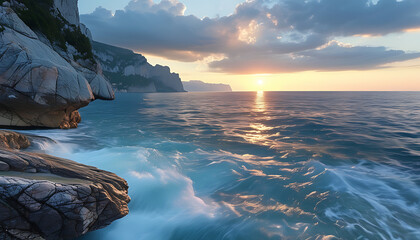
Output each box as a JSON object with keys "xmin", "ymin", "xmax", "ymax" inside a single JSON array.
[
  {"xmin": 2, "ymin": 1, "xmax": 420, "ymax": 239},
  {"xmin": 80, "ymin": 0, "xmax": 420, "ymax": 91}
]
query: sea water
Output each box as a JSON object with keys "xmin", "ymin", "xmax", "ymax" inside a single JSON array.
[{"xmin": 25, "ymin": 92, "xmax": 420, "ymax": 239}]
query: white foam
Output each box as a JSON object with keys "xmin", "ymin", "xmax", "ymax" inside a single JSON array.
[{"xmin": 41, "ymin": 145, "xmax": 219, "ymax": 239}]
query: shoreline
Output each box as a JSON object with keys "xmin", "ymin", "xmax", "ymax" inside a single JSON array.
[{"xmin": 0, "ymin": 130, "xmax": 130, "ymax": 239}]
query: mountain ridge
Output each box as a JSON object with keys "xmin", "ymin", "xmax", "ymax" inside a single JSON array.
[
  {"xmin": 93, "ymin": 41, "xmax": 185, "ymax": 93},
  {"xmin": 183, "ymin": 80, "xmax": 232, "ymax": 92}
]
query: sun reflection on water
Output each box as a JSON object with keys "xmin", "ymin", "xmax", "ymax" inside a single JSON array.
[{"xmin": 254, "ymin": 91, "xmax": 266, "ymax": 113}]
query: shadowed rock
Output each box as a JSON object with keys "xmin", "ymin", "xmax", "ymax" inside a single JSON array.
[
  {"xmin": 93, "ymin": 41, "xmax": 185, "ymax": 93},
  {"xmin": 0, "ymin": 131, "xmax": 130, "ymax": 239}
]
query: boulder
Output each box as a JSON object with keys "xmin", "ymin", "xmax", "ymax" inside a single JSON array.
[
  {"xmin": 0, "ymin": 5, "xmax": 114, "ymax": 128},
  {"xmin": 0, "ymin": 130, "xmax": 30, "ymax": 149},
  {"xmin": 72, "ymin": 61, "xmax": 115, "ymax": 101},
  {"xmin": 0, "ymin": 131, "xmax": 130, "ymax": 239},
  {"xmin": 0, "ymin": 6, "xmax": 94, "ymax": 128}
]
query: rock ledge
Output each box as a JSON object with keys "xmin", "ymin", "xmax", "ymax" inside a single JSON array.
[{"xmin": 0, "ymin": 131, "xmax": 130, "ymax": 240}]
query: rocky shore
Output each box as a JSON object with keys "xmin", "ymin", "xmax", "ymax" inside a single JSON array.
[
  {"xmin": 0, "ymin": 1, "xmax": 131, "ymax": 238},
  {"xmin": 0, "ymin": 0, "xmax": 114, "ymax": 129},
  {"xmin": 0, "ymin": 130, "xmax": 130, "ymax": 239}
]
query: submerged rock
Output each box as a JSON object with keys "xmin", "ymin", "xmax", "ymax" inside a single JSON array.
[{"xmin": 0, "ymin": 131, "xmax": 130, "ymax": 239}]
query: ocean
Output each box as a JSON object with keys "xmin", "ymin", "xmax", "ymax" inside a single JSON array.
[{"xmin": 25, "ymin": 92, "xmax": 420, "ymax": 239}]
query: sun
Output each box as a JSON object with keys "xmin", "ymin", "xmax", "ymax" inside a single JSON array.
[{"xmin": 257, "ymin": 80, "xmax": 264, "ymax": 85}]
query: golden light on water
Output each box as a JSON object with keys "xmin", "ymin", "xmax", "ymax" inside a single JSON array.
[{"xmin": 254, "ymin": 90, "xmax": 265, "ymax": 113}]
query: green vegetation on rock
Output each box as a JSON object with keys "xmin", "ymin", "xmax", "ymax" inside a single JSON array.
[
  {"xmin": 103, "ymin": 72, "xmax": 153, "ymax": 90},
  {"xmin": 92, "ymin": 41, "xmax": 146, "ymax": 67},
  {"xmin": 15, "ymin": 0, "xmax": 67, "ymax": 49},
  {"xmin": 11, "ymin": 0, "xmax": 93, "ymax": 60},
  {"xmin": 64, "ymin": 27, "xmax": 93, "ymax": 60}
]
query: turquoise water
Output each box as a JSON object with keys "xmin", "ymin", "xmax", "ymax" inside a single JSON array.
[{"xmin": 27, "ymin": 92, "xmax": 420, "ymax": 239}]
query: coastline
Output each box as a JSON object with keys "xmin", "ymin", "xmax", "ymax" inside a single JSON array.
[{"xmin": 0, "ymin": 130, "xmax": 130, "ymax": 239}]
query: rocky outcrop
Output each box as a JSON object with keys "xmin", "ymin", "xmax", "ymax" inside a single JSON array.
[
  {"xmin": 183, "ymin": 80, "xmax": 233, "ymax": 92},
  {"xmin": 0, "ymin": 130, "xmax": 30, "ymax": 150},
  {"xmin": 80, "ymin": 23, "xmax": 92, "ymax": 41},
  {"xmin": 0, "ymin": 6, "xmax": 93, "ymax": 128},
  {"xmin": 0, "ymin": 2, "xmax": 114, "ymax": 128},
  {"xmin": 92, "ymin": 41, "xmax": 185, "ymax": 92},
  {"xmin": 0, "ymin": 131, "xmax": 130, "ymax": 239},
  {"xmin": 53, "ymin": 0, "xmax": 79, "ymax": 26}
]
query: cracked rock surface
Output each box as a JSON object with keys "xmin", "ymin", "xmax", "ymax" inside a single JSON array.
[
  {"xmin": 0, "ymin": 3, "xmax": 114, "ymax": 129},
  {"xmin": 0, "ymin": 131, "xmax": 130, "ymax": 239}
]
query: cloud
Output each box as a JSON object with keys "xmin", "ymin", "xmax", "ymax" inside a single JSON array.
[
  {"xmin": 269, "ymin": 0, "xmax": 420, "ymax": 36},
  {"xmin": 82, "ymin": 5, "xmax": 236, "ymax": 61},
  {"xmin": 125, "ymin": 0, "xmax": 186, "ymax": 16},
  {"xmin": 209, "ymin": 41, "xmax": 420, "ymax": 74},
  {"xmin": 81, "ymin": 0, "xmax": 420, "ymax": 73}
]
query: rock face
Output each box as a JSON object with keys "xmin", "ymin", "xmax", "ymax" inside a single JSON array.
[
  {"xmin": 0, "ymin": 6, "xmax": 93, "ymax": 128},
  {"xmin": 183, "ymin": 80, "xmax": 233, "ymax": 92},
  {"xmin": 53, "ymin": 0, "xmax": 79, "ymax": 26},
  {"xmin": 0, "ymin": 1, "xmax": 114, "ymax": 129},
  {"xmin": 0, "ymin": 131, "xmax": 130, "ymax": 239},
  {"xmin": 92, "ymin": 41, "xmax": 185, "ymax": 93},
  {"xmin": 0, "ymin": 130, "xmax": 30, "ymax": 149}
]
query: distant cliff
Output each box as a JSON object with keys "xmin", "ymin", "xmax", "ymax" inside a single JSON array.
[
  {"xmin": 92, "ymin": 41, "xmax": 185, "ymax": 93},
  {"xmin": 183, "ymin": 80, "xmax": 232, "ymax": 92}
]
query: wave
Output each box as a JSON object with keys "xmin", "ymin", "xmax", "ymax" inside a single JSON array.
[{"xmin": 18, "ymin": 92, "xmax": 420, "ymax": 239}]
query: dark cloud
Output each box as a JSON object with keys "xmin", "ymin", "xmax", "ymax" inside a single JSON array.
[
  {"xmin": 270, "ymin": 0, "xmax": 420, "ymax": 36},
  {"xmin": 209, "ymin": 41, "xmax": 420, "ymax": 73},
  {"xmin": 81, "ymin": 0, "xmax": 420, "ymax": 73},
  {"xmin": 82, "ymin": 5, "xmax": 239, "ymax": 61}
]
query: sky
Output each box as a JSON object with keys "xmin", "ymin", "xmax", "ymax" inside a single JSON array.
[{"xmin": 79, "ymin": 0, "xmax": 420, "ymax": 91}]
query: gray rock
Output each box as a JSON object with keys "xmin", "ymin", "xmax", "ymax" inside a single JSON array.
[
  {"xmin": 0, "ymin": 4, "xmax": 115, "ymax": 129},
  {"xmin": 24, "ymin": 168, "xmax": 37, "ymax": 173},
  {"xmin": 53, "ymin": 0, "xmax": 80, "ymax": 26},
  {"xmin": 80, "ymin": 23, "xmax": 93, "ymax": 41},
  {"xmin": 0, "ymin": 161, "xmax": 9, "ymax": 171},
  {"xmin": 0, "ymin": 132, "xmax": 130, "ymax": 239},
  {"xmin": 0, "ymin": 6, "xmax": 94, "ymax": 128},
  {"xmin": 0, "ymin": 6, "xmax": 37, "ymax": 39},
  {"xmin": 72, "ymin": 62, "xmax": 115, "ymax": 100},
  {"xmin": 2, "ymin": 2, "xmax": 10, "ymax": 8}
]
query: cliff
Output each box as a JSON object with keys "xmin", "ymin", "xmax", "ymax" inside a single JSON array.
[
  {"xmin": 183, "ymin": 80, "xmax": 233, "ymax": 92},
  {"xmin": 0, "ymin": 130, "xmax": 130, "ymax": 239},
  {"xmin": 92, "ymin": 41, "xmax": 185, "ymax": 93},
  {"xmin": 0, "ymin": 0, "xmax": 114, "ymax": 129}
]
